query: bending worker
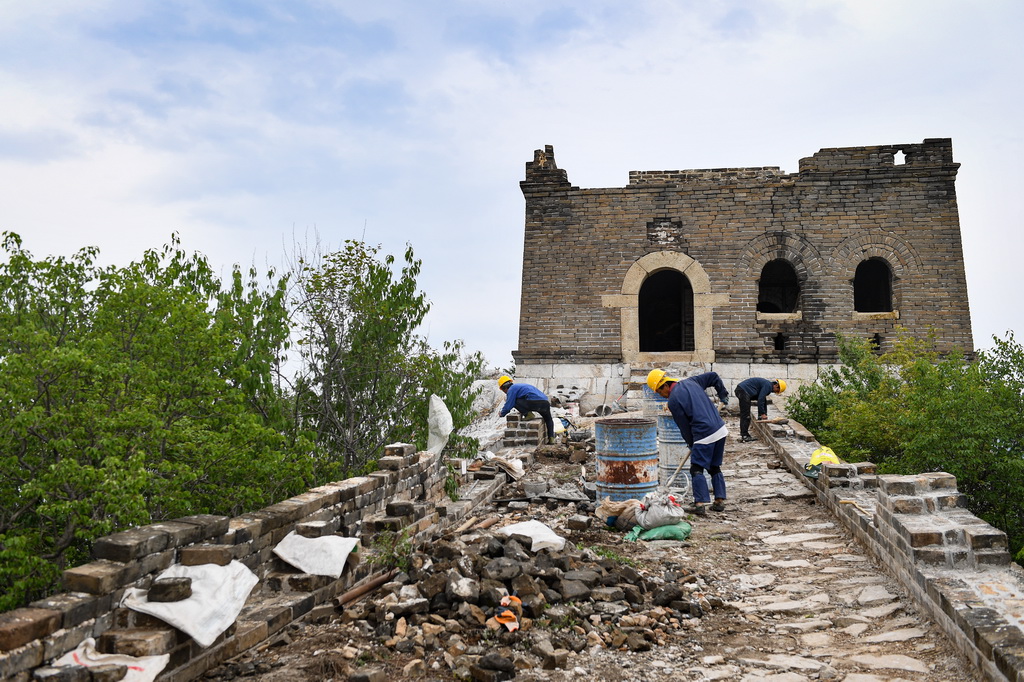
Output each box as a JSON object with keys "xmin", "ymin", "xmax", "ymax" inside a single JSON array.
[
  {"xmin": 734, "ymin": 377, "xmax": 786, "ymax": 443},
  {"xmin": 647, "ymin": 369, "xmax": 730, "ymax": 515},
  {"xmin": 497, "ymin": 375, "xmax": 556, "ymax": 445}
]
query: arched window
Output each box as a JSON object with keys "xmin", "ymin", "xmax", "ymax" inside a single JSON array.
[
  {"xmin": 854, "ymin": 258, "xmax": 893, "ymax": 312},
  {"xmin": 639, "ymin": 270, "xmax": 694, "ymax": 352},
  {"xmin": 757, "ymin": 259, "xmax": 800, "ymax": 313}
]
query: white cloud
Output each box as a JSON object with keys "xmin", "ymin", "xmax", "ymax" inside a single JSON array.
[{"xmin": 0, "ymin": 0, "xmax": 1021, "ymax": 366}]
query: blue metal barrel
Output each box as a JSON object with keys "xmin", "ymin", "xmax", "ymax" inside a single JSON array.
[
  {"xmin": 641, "ymin": 385, "xmax": 669, "ymax": 416},
  {"xmin": 657, "ymin": 414, "xmax": 690, "ymax": 491},
  {"xmin": 595, "ymin": 417, "xmax": 659, "ymax": 502}
]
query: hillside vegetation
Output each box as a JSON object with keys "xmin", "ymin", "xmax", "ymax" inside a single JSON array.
[
  {"xmin": 0, "ymin": 233, "xmax": 482, "ymax": 611},
  {"xmin": 787, "ymin": 331, "xmax": 1024, "ymax": 563}
]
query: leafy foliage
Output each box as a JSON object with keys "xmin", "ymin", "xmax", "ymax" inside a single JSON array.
[
  {"xmin": 0, "ymin": 233, "xmax": 314, "ymax": 609},
  {"xmin": 787, "ymin": 330, "xmax": 1024, "ymax": 560},
  {"xmin": 0, "ymin": 232, "xmax": 488, "ymax": 611},
  {"xmin": 364, "ymin": 529, "xmax": 413, "ymax": 573},
  {"xmin": 290, "ymin": 240, "xmax": 483, "ymax": 475}
]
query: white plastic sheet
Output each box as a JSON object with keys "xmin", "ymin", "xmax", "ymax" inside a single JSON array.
[
  {"xmin": 495, "ymin": 520, "xmax": 565, "ymax": 552},
  {"xmin": 427, "ymin": 394, "xmax": 453, "ymax": 454},
  {"xmin": 273, "ymin": 531, "xmax": 358, "ymax": 578},
  {"xmin": 121, "ymin": 560, "xmax": 259, "ymax": 648},
  {"xmin": 53, "ymin": 637, "xmax": 168, "ymax": 682}
]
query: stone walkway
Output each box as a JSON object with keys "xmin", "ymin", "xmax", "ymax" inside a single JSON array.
[
  {"xmin": 224, "ymin": 412, "xmax": 986, "ymax": 681},
  {"xmin": 510, "ymin": 418, "xmax": 983, "ymax": 681}
]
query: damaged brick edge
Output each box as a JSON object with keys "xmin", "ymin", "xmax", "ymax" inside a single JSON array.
[
  {"xmin": 0, "ymin": 443, "xmax": 508, "ymax": 682},
  {"xmin": 756, "ymin": 418, "xmax": 1024, "ymax": 682}
]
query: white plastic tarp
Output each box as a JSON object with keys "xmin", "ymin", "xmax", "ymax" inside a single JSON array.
[
  {"xmin": 121, "ymin": 560, "xmax": 259, "ymax": 648},
  {"xmin": 273, "ymin": 531, "xmax": 358, "ymax": 579},
  {"xmin": 53, "ymin": 637, "xmax": 168, "ymax": 682},
  {"xmin": 495, "ymin": 520, "xmax": 565, "ymax": 552},
  {"xmin": 426, "ymin": 394, "xmax": 453, "ymax": 454}
]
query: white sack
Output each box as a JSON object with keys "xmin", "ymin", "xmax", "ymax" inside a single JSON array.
[
  {"xmin": 426, "ymin": 394, "xmax": 453, "ymax": 454},
  {"xmin": 122, "ymin": 560, "xmax": 259, "ymax": 648},
  {"xmin": 273, "ymin": 531, "xmax": 358, "ymax": 578},
  {"xmin": 496, "ymin": 520, "xmax": 565, "ymax": 552},
  {"xmin": 636, "ymin": 491, "xmax": 688, "ymax": 530},
  {"xmin": 53, "ymin": 637, "xmax": 168, "ymax": 682}
]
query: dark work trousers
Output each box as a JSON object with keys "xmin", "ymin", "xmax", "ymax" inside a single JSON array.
[
  {"xmin": 690, "ymin": 437, "xmax": 726, "ymax": 503},
  {"xmin": 515, "ymin": 397, "xmax": 555, "ymax": 442},
  {"xmin": 735, "ymin": 387, "xmax": 754, "ymax": 438}
]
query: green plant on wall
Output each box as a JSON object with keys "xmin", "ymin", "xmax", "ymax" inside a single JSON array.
[{"xmin": 365, "ymin": 529, "xmax": 414, "ymax": 573}]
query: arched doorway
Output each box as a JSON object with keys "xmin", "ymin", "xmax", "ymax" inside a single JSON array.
[{"xmin": 639, "ymin": 270, "xmax": 694, "ymax": 352}]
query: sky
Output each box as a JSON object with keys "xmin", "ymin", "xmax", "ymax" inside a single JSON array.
[{"xmin": 1, "ymin": 0, "xmax": 1021, "ymax": 371}]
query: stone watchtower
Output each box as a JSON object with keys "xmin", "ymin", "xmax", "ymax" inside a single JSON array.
[{"xmin": 512, "ymin": 139, "xmax": 973, "ymax": 407}]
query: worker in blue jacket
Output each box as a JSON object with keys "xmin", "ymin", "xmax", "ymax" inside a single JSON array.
[
  {"xmin": 647, "ymin": 369, "xmax": 730, "ymax": 515},
  {"xmin": 497, "ymin": 375, "xmax": 556, "ymax": 445},
  {"xmin": 734, "ymin": 377, "xmax": 787, "ymax": 443}
]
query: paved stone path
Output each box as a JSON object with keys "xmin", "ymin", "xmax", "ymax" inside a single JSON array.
[{"xmin": 512, "ymin": 419, "xmax": 983, "ymax": 681}]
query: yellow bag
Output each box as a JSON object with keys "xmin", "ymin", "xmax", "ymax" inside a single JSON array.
[{"xmin": 804, "ymin": 446, "xmax": 840, "ymax": 478}]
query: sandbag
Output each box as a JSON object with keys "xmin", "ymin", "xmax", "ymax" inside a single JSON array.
[
  {"xmin": 635, "ymin": 492, "xmax": 687, "ymax": 530},
  {"xmin": 626, "ymin": 521, "xmax": 692, "ymax": 542},
  {"xmin": 596, "ymin": 498, "xmax": 641, "ymax": 529}
]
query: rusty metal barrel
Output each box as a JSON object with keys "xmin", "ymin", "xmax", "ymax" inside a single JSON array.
[
  {"xmin": 656, "ymin": 414, "xmax": 690, "ymax": 492},
  {"xmin": 641, "ymin": 385, "xmax": 669, "ymax": 416},
  {"xmin": 594, "ymin": 417, "xmax": 659, "ymax": 502}
]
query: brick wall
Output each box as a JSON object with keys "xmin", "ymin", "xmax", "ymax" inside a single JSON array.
[
  {"xmin": 0, "ymin": 444, "xmax": 497, "ymax": 682},
  {"xmin": 760, "ymin": 419, "xmax": 1024, "ymax": 682},
  {"xmin": 515, "ymin": 139, "xmax": 973, "ymax": 366}
]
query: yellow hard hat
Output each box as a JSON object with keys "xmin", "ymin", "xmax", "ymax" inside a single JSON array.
[
  {"xmin": 498, "ymin": 375, "xmax": 513, "ymax": 389},
  {"xmin": 775, "ymin": 379, "xmax": 787, "ymax": 393},
  {"xmin": 646, "ymin": 369, "xmax": 677, "ymax": 392}
]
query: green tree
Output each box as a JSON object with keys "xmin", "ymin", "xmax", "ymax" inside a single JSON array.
[
  {"xmin": 787, "ymin": 330, "xmax": 1024, "ymax": 560},
  {"xmin": 0, "ymin": 233, "xmax": 314, "ymax": 609},
  {"xmin": 291, "ymin": 240, "xmax": 483, "ymax": 475}
]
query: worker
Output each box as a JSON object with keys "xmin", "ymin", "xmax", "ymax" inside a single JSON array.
[
  {"xmin": 647, "ymin": 369, "xmax": 730, "ymax": 515},
  {"xmin": 497, "ymin": 375, "xmax": 556, "ymax": 445},
  {"xmin": 734, "ymin": 378, "xmax": 787, "ymax": 443}
]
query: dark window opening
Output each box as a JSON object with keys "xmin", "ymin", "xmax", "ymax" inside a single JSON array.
[
  {"xmin": 854, "ymin": 259, "xmax": 893, "ymax": 312},
  {"xmin": 757, "ymin": 259, "xmax": 800, "ymax": 313},
  {"xmin": 639, "ymin": 270, "xmax": 694, "ymax": 352},
  {"xmin": 871, "ymin": 333, "xmax": 883, "ymax": 353},
  {"xmin": 774, "ymin": 333, "xmax": 787, "ymax": 351}
]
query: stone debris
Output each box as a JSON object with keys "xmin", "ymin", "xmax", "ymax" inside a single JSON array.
[{"xmin": 200, "ymin": 415, "xmax": 982, "ymax": 682}]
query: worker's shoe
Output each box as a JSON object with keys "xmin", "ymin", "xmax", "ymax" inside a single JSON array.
[
  {"xmin": 547, "ymin": 436, "xmax": 557, "ymax": 445},
  {"xmin": 686, "ymin": 504, "xmax": 707, "ymax": 516},
  {"xmin": 710, "ymin": 500, "xmax": 726, "ymax": 512},
  {"xmin": 521, "ymin": 411, "xmax": 536, "ymax": 420},
  {"xmin": 739, "ymin": 435, "xmax": 755, "ymax": 443}
]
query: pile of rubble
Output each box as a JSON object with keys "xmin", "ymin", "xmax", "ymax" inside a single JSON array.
[
  {"xmin": 205, "ymin": 420, "xmax": 982, "ymax": 682},
  {"xmin": 335, "ymin": 525, "xmax": 723, "ymax": 681}
]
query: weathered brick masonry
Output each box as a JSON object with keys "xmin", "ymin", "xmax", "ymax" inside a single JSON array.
[
  {"xmin": 4, "ymin": 433, "xmax": 1023, "ymax": 680},
  {"xmin": 0, "ymin": 445, "xmax": 505, "ymax": 682},
  {"xmin": 757, "ymin": 417, "xmax": 1024, "ymax": 682},
  {"xmin": 514, "ymin": 139, "xmax": 974, "ymax": 404}
]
